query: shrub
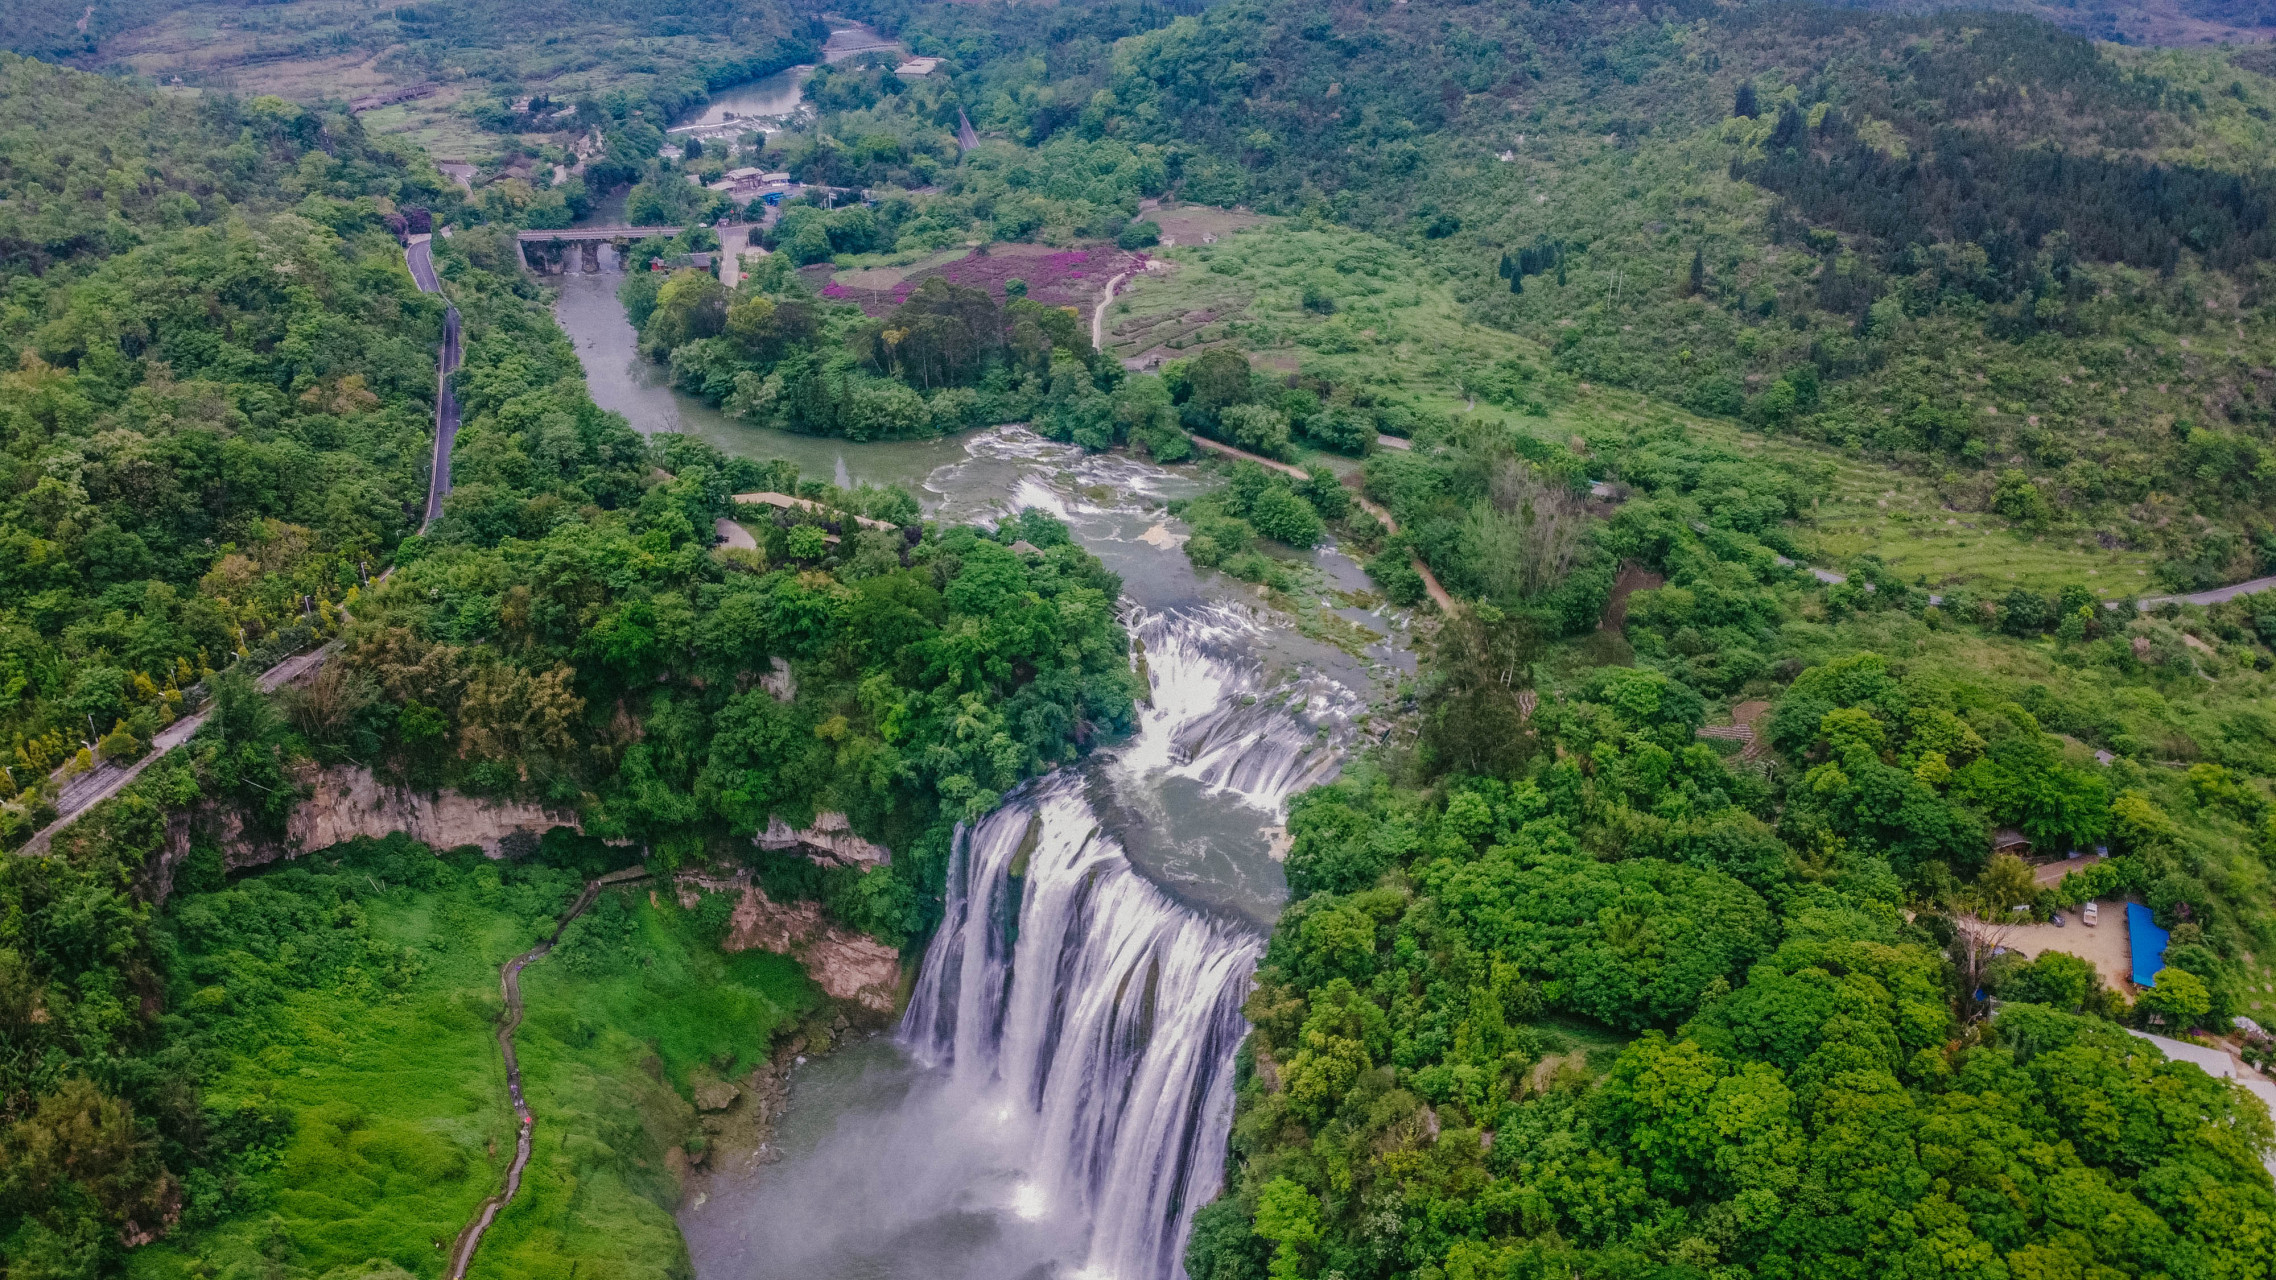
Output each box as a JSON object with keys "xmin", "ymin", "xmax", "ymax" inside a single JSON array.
[
  {"xmin": 1116, "ymin": 220, "xmax": 1162, "ymax": 249},
  {"xmin": 1219, "ymin": 404, "xmax": 1292, "ymax": 457},
  {"xmin": 1248, "ymin": 486, "xmax": 1324, "ymax": 548}
]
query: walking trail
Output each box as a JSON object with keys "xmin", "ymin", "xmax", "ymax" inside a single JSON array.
[
  {"xmin": 1092, "ymin": 269, "xmax": 1131, "ymax": 352},
  {"xmin": 447, "ymin": 866, "xmax": 651, "ymax": 1278},
  {"xmin": 1186, "ymin": 435, "xmax": 1456, "ymax": 613}
]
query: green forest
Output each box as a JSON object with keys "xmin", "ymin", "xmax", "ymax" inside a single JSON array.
[
  {"xmin": 0, "ymin": 48, "xmax": 1137, "ymax": 1277},
  {"xmin": 5, "ymin": 0, "xmax": 2276, "ymax": 1277}
]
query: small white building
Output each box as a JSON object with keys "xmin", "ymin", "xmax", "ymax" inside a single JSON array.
[{"xmin": 895, "ymin": 57, "xmax": 942, "ymax": 78}]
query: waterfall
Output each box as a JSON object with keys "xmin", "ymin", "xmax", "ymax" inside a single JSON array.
[
  {"xmin": 904, "ymin": 782, "xmax": 1258, "ymax": 1280},
  {"xmin": 900, "ymin": 608, "xmax": 1345, "ymax": 1280}
]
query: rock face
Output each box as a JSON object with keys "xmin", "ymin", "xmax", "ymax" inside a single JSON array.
[
  {"xmin": 155, "ymin": 763, "xmax": 585, "ymax": 898},
  {"xmin": 761, "ymin": 655, "xmax": 797, "ymax": 702},
  {"xmin": 288, "ymin": 765, "xmax": 581, "ymax": 859},
  {"xmin": 700, "ymin": 875, "xmax": 902, "ymax": 1014},
  {"xmin": 756, "ymin": 810, "xmax": 892, "ymax": 869}
]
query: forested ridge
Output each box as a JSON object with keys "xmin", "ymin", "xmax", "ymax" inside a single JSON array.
[{"xmin": 1151, "ymin": 370, "xmax": 2276, "ymax": 1278}]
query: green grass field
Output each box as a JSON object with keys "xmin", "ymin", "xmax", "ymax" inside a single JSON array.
[
  {"xmin": 131, "ymin": 848, "xmax": 816, "ymax": 1280},
  {"xmin": 470, "ymin": 891, "xmax": 818, "ymax": 1280}
]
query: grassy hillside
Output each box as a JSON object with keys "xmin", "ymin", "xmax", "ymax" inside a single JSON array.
[
  {"xmin": 1064, "ymin": 0, "xmax": 2276, "ymax": 583},
  {"xmin": 71, "ymin": 0, "xmax": 818, "ymax": 165},
  {"xmin": 123, "ymin": 831, "xmax": 817, "ymax": 1280}
]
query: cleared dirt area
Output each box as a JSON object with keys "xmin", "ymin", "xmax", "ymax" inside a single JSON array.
[
  {"xmin": 1598, "ymin": 561, "xmax": 1666, "ymax": 631},
  {"xmin": 1984, "ymin": 899, "xmax": 2138, "ymax": 993},
  {"xmin": 809, "ymin": 242, "xmax": 1150, "ymax": 319},
  {"xmin": 1143, "ymin": 201, "xmax": 1266, "ymax": 247}
]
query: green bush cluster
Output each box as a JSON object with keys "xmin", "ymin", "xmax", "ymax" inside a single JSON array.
[
  {"xmin": 1192, "ymin": 664, "xmax": 2276, "ymax": 1280},
  {"xmin": 1179, "ymin": 461, "xmax": 1351, "ymax": 588}
]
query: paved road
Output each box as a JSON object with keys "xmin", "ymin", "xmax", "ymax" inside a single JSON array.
[
  {"xmin": 15, "ymin": 644, "xmax": 336, "ymax": 856},
  {"xmin": 16, "ymin": 240, "xmax": 456, "ymax": 855},
  {"xmin": 448, "ymin": 867, "xmax": 650, "ymax": 1278},
  {"xmin": 409, "ymin": 236, "xmax": 462, "ymax": 530},
  {"xmin": 407, "ymin": 234, "xmax": 440, "ymax": 290},
  {"xmin": 714, "ymin": 516, "xmax": 757, "ymax": 550},
  {"xmin": 718, "ymin": 223, "xmax": 753, "ymax": 290},
  {"xmin": 511, "ymin": 224, "xmax": 684, "ymax": 243},
  {"xmin": 2136, "ymin": 574, "xmax": 2276, "ymax": 610}
]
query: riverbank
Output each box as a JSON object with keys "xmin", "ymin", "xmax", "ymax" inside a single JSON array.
[{"xmin": 536, "ymin": 261, "xmax": 1412, "ymax": 1280}]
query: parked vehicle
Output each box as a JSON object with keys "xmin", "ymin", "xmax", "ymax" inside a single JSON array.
[{"xmin": 2082, "ymin": 902, "xmax": 2100, "ymax": 926}]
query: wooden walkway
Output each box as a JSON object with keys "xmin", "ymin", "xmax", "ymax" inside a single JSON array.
[{"xmin": 731, "ymin": 492, "xmax": 898, "ymax": 531}]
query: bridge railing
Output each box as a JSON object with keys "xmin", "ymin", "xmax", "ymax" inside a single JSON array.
[{"xmin": 512, "ymin": 225, "xmax": 686, "ymax": 241}]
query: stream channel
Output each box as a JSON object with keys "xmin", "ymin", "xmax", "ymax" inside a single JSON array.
[{"xmin": 549, "ymin": 264, "xmax": 1415, "ymax": 1279}]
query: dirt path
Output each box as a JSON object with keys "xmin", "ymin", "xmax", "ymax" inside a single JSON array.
[
  {"xmin": 1185, "ymin": 435, "xmax": 1455, "ymax": 613},
  {"xmin": 448, "ymin": 865, "xmax": 651, "ymax": 1278},
  {"xmin": 1092, "ymin": 269, "xmax": 1130, "ymax": 352}
]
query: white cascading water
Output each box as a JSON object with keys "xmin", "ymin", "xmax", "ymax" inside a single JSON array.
[
  {"xmin": 901, "ymin": 607, "xmax": 1350, "ymax": 1280},
  {"xmin": 1122, "ymin": 607, "xmax": 1354, "ymax": 815}
]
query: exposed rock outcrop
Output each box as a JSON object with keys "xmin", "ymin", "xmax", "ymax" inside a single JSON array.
[
  {"xmin": 155, "ymin": 763, "xmax": 585, "ymax": 899},
  {"xmin": 761, "ymin": 655, "xmax": 797, "ymax": 702},
  {"xmin": 288, "ymin": 764, "xmax": 581, "ymax": 858},
  {"xmin": 729, "ymin": 884, "xmax": 901, "ymax": 1013},
  {"xmin": 680, "ymin": 871, "xmax": 901, "ymax": 1014},
  {"xmin": 756, "ymin": 810, "xmax": 892, "ymax": 869}
]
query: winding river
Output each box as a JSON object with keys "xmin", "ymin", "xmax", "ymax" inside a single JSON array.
[{"xmin": 547, "ymin": 268, "xmax": 1412, "ymax": 1279}]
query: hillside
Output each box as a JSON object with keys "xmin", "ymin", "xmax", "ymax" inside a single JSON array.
[
  {"xmin": 1061, "ymin": 1, "xmax": 2276, "ymax": 583},
  {"xmin": 0, "ymin": 54, "xmax": 1142, "ymax": 1279},
  {"xmin": 41, "ymin": 0, "xmax": 819, "ymax": 163},
  {"xmin": 4, "ymin": 5, "xmax": 2276, "ymax": 1280},
  {"xmin": 1852, "ymin": 0, "xmax": 2276, "ymax": 47}
]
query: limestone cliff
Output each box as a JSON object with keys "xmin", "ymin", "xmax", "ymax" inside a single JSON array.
[
  {"xmin": 755, "ymin": 810, "xmax": 893, "ymax": 869},
  {"xmin": 160, "ymin": 766, "xmax": 905, "ymax": 1019},
  {"xmin": 680, "ymin": 871, "xmax": 903, "ymax": 1015},
  {"xmin": 288, "ymin": 764, "xmax": 581, "ymax": 858},
  {"xmin": 153, "ymin": 763, "xmax": 586, "ymax": 899}
]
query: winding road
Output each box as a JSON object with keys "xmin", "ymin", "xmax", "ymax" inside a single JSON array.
[
  {"xmin": 447, "ymin": 866, "xmax": 651, "ymax": 1279},
  {"xmin": 408, "ymin": 235, "xmax": 463, "ymax": 529},
  {"xmin": 14, "ymin": 238, "xmax": 461, "ymax": 856},
  {"xmin": 1092, "ymin": 269, "xmax": 1131, "ymax": 352}
]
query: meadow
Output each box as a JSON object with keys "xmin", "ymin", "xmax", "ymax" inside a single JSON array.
[{"xmin": 128, "ymin": 835, "xmax": 817, "ymax": 1280}]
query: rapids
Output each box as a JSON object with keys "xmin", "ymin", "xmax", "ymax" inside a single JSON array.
[{"xmin": 548, "ymin": 266, "xmax": 1409, "ymax": 1279}]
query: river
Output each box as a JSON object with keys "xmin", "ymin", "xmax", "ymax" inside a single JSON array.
[
  {"xmin": 548, "ymin": 267, "xmax": 1412, "ymax": 1279},
  {"xmin": 668, "ymin": 21, "xmax": 903, "ymax": 140}
]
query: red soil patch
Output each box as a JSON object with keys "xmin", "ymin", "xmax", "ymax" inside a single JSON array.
[{"xmin": 1599, "ymin": 560, "xmax": 1666, "ymax": 631}]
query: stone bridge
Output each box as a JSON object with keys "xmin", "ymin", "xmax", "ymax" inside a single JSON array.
[
  {"xmin": 516, "ymin": 224, "xmax": 760, "ymax": 287},
  {"xmin": 514, "ymin": 226, "xmax": 683, "ymax": 273}
]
